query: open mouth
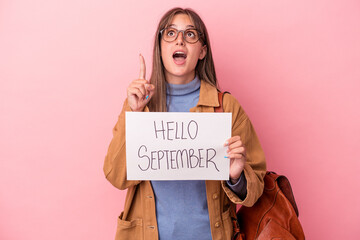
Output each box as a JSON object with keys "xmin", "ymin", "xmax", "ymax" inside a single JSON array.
[{"xmin": 173, "ymin": 51, "xmax": 187, "ymax": 65}]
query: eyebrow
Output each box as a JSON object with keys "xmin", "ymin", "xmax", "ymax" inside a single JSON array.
[{"xmin": 168, "ymin": 24, "xmax": 195, "ymax": 29}]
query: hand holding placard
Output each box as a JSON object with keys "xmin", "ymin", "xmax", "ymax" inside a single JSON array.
[
  {"xmin": 127, "ymin": 54, "xmax": 155, "ymax": 112},
  {"xmin": 224, "ymin": 136, "xmax": 246, "ymax": 183}
]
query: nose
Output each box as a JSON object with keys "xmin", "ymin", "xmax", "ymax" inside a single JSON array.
[{"xmin": 175, "ymin": 31, "xmax": 185, "ymax": 46}]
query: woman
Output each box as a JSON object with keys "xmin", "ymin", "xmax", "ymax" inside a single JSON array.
[{"xmin": 103, "ymin": 7, "xmax": 266, "ymax": 240}]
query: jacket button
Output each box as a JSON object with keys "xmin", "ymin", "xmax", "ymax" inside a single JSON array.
[
  {"xmin": 212, "ymin": 193, "xmax": 218, "ymax": 199},
  {"xmin": 215, "ymin": 222, "xmax": 220, "ymax": 228}
]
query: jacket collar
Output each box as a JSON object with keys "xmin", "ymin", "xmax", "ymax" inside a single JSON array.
[{"xmin": 197, "ymin": 80, "xmax": 220, "ymax": 107}]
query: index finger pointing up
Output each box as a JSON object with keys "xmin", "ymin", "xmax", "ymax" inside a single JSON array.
[{"xmin": 139, "ymin": 54, "xmax": 146, "ymax": 80}]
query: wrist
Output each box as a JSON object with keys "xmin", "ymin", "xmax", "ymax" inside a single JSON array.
[{"xmin": 230, "ymin": 177, "xmax": 239, "ymax": 184}]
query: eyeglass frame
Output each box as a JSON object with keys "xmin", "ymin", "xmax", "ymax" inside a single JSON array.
[{"xmin": 159, "ymin": 27, "xmax": 204, "ymax": 44}]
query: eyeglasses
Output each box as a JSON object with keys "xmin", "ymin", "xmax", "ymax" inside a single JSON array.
[{"xmin": 160, "ymin": 27, "xmax": 203, "ymax": 44}]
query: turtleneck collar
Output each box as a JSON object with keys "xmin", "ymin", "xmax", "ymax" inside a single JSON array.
[{"xmin": 166, "ymin": 75, "xmax": 201, "ymax": 96}]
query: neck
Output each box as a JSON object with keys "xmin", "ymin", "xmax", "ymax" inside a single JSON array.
[{"xmin": 165, "ymin": 71, "xmax": 195, "ymax": 85}]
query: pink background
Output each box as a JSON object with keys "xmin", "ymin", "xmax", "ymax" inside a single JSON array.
[{"xmin": 1, "ymin": 0, "xmax": 359, "ymax": 239}]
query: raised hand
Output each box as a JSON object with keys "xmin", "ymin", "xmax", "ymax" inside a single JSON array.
[{"xmin": 127, "ymin": 54, "xmax": 155, "ymax": 111}]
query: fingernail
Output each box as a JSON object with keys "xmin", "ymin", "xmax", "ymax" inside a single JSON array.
[
  {"xmin": 224, "ymin": 156, "xmax": 228, "ymax": 158},
  {"xmin": 146, "ymin": 95, "xmax": 149, "ymax": 100}
]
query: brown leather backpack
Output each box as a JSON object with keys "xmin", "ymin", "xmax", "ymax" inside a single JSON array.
[
  {"xmin": 216, "ymin": 92, "xmax": 305, "ymax": 240},
  {"xmin": 237, "ymin": 171, "xmax": 305, "ymax": 240}
]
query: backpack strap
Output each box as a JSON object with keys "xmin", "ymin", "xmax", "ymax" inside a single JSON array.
[{"xmin": 215, "ymin": 91, "xmax": 230, "ymax": 112}]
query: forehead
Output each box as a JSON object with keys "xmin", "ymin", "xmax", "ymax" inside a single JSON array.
[{"xmin": 168, "ymin": 14, "xmax": 194, "ymax": 28}]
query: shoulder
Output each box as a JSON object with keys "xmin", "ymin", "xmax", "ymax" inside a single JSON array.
[
  {"xmin": 222, "ymin": 92, "xmax": 249, "ymax": 126},
  {"xmin": 222, "ymin": 92, "xmax": 244, "ymax": 113}
]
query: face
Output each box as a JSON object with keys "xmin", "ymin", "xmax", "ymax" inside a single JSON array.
[{"xmin": 160, "ymin": 14, "xmax": 207, "ymax": 84}]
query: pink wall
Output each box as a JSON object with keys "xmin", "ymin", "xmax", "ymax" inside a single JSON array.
[{"xmin": 1, "ymin": 0, "xmax": 359, "ymax": 239}]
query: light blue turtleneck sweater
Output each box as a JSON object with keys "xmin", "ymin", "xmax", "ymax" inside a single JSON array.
[{"xmin": 151, "ymin": 76, "xmax": 246, "ymax": 240}]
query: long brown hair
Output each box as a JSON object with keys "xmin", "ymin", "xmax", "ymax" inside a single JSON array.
[{"xmin": 148, "ymin": 7, "xmax": 218, "ymax": 112}]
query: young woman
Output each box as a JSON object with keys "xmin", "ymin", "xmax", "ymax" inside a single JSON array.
[{"xmin": 103, "ymin": 7, "xmax": 266, "ymax": 240}]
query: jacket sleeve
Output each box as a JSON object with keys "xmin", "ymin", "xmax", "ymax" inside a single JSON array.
[
  {"xmin": 221, "ymin": 93, "xmax": 267, "ymax": 207},
  {"xmin": 103, "ymin": 99, "xmax": 147, "ymax": 190}
]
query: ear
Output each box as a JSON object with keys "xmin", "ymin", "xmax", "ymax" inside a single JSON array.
[{"xmin": 199, "ymin": 45, "xmax": 207, "ymax": 60}]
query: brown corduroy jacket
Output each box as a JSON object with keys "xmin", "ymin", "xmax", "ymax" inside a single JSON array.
[{"xmin": 103, "ymin": 80, "xmax": 267, "ymax": 240}]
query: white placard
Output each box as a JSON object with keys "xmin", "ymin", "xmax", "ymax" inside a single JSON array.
[{"xmin": 126, "ymin": 112, "xmax": 232, "ymax": 180}]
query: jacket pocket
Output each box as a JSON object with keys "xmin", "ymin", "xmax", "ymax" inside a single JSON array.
[
  {"xmin": 257, "ymin": 219, "xmax": 296, "ymax": 240},
  {"xmin": 115, "ymin": 212, "xmax": 143, "ymax": 240},
  {"xmin": 222, "ymin": 208, "xmax": 233, "ymax": 240}
]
